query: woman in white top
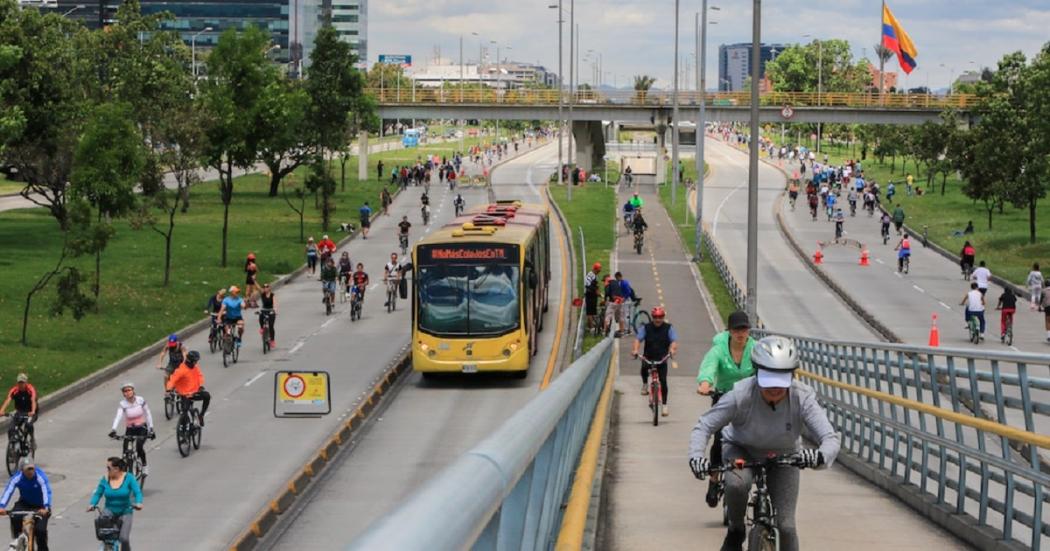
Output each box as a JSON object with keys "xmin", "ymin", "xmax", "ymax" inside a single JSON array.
[
  {"xmin": 109, "ymin": 383, "xmax": 155, "ymax": 476},
  {"xmin": 960, "ymin": 282, "xmax": 986, "ymax": 340},
  {"xmin": 1026, "ymin": 263, "xmax": 1044, "ymax": 311}
]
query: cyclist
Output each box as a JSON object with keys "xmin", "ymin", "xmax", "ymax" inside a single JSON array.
[
  {"xmin": 108, "ymin": 383, "xmax": 155, "ymax": 476},
  {"xmin": 630, "ymin": 208, "xmax": 648, "ymax": 237},
  {"xmin": 0, "ymin": 458, "xmax": 51, "ymax": 551},
  {"xmin": 318, "ymin": 234, "xmax": 337, "ymax": 262},
  {"xmin": 960, "ymin": 282, "xmax": 986, "ymax": 341},
  {"xmin": 359, "ymin": 202, "xmax": 373, "ymax": 239},
  {"xmin": 631, "ymin": 307, "xmax": 679, "ymax": 417},
  {"xmin": 398, "ymin": 216, "xmax": 412, "ymax": 251},
  {"xmin": 787, "ymin": 181, "xmax": 799, "ymax": 209},
  {"xmin": 696, "ymin": 311, "xmax": 756, "ymax": 508},
  {"xmin": 894, "ymin": 235, "xmax": 912, "ymax": 273},
  {"xmin": 87, "ymin": 456, "xmax": 142, "ymax": 551},
  {"xmin": 320, "ymin": 256, "xmax": 338, "ymax": 307},
  {"xmin": 833, "ymin": 208, "xmax": 845, "ymax": 239},
  {"xmin": 204, "ymin": 288, "xmax": 225, "ymax": 336},
  {"xmin": 846, "ymin": 188, "xmax": 857, "ymax": 216},
  {"xmin": 629, "ymin": 192, "xmax": 644, "ymax": 211},
  {"xmin": 824, "ymin": 191, "xmax": 837, "ymax": 221},
  {"xmin": 971, "ymin": 260, "xmax": 992, "ymax": 296},
  {"xmin": 603, "ymin": 275, "xmax": 625, "ymax": 337},
  {"xmin": 959, "ymin": 241, "xmax": 976, "ymax": 277},
  {"xmin": 623, "ymin": 200, "xmax": 635, "ymax": 227},
  {"xmin": 156, "ymin": 334, "xmax": 185, "ymax": 381},
  {"xmin": 351, "ymin": 263, "xmax": 369, "ymax": 303},
  {"xmin": 338, "ymin": 251, "xmax": 353, "ymax": 295},
  {"xmin": 217, "ymin": 286, "xmax": 246, "ymax": 347},
  {"xmin": 806, "ymin": 192, "xmax": 818, "ymax": 221},
  {"xmin": 305, "ymin": 237, "xmax": 319, "ymax": 275},
  {"xmin": 879, "ymin": 212, "xmax": 891, "ymax": 241},
  {"xmin": 996, "ymin": 288, "xmax": 1017, "ymax": 343},
  {"xmin": 165, "ymin": 350, "xmax": 210, "ymax": 426},
  {"xmin": 258, "ymin": 283, "xmax": 277, "ymax": 348},
  {"xmin": 383, "ymin": 253, "xmax": 403, "ymax": 308},
  {"xmin": 584, "ymin": 263, "xmax": 602, "ymax": 334},
  {"xmin": 420, "ymin": 190, "xmax": 430, "ymax": 208},
  {"xmin": 421, "ymin": 202, "xmax": 431, "ymax": 225},
  {"xmin": 891, "ymin": 203, "xmax": 906, "ymax": 235},
  {"xmin": 688, "ymin": 335, "xmax": 841, "ymax": 551},
  {"xmin": 454, "ymin": 193, "xmax": 466, "ymax": 216},
  {"xmin": 0, "ymin": 374, "xmax": 37, "ymax": 445}
]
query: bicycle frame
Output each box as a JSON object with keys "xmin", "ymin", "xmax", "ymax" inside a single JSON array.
[{"xmin": 707, "ymin": 454, "xmax": 804, "ymax": 549}]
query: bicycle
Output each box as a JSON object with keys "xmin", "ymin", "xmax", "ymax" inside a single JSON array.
[
  {"xmin": 454, "ymin": 201, "xmax": 464, "ymax": 217},
  {"xmin": 322, "ymin": 283, "xmax": 334, "ymax": 316},
  {"xmin": 849, "ymin": 201, "xmax": 856, "ymax": 217},
  {"xmin": 175, "ymin": 398, "xmax": 202, "ymax": 457},
  {"xmin": 639, "ymin": 354, "xmax": 670, "ymax": 426},
  {"xmin": 111, "ymin": 433, "xmax": 148, "ymax": 489},
  {"xmin": 399, "ymin": 233, "xmax": 409, "ymax": 256},
  {"xmin": 621, "ymin": 298, "xmax": 642, "ymax": 336},
  {"xmin": 256, "ymin": 309, "xmax": 273, "ymax": 354},
  {"xmin": 421, "ymin": 205, "xmax": 430, "ymax": 226},
  {"xmin": 4, "ymin": 510, "xmax": 44, "ymax": 551},
  {"xmin": 700, "ymin": 390, "xmax": 730, "ymax": 527},
  {"xmin": 623, "ymin": 211, "xmax": 635, "ymax": 232},
  {"xmin": 91, "ymin": 509, "xmax": 124, "ymax": 550},
  {"xmin": 881, "ymin": 224, "xmax": 890, "ymax": 245},
  {"xmin": 998, "ymin": 308, "xmax": 1014, "ymax": 345},
  {"xmin": 898, "ymin": 254, "xmax": 910, "ymax": 274},
  {"xmin": 589, "ymin": 301, "xmax": 608, "ymax": 337},
  {"xmin": 162, "ymin": 389, "xmax": 184, "ymax": 421},
  {"xmin": 961, "ymin": 262, "xmax": 974, "ymax": 281},
  {"xmin": 207, "ymin": 315, "xmax": 220, "ymax": 354},
  {"xmin": 703, "ymin": 453, "xmax": 808, "ymax": 551},
  {"xmin": 4, "ymin": 413, "xmax": 34, "ymax": 476},
  {"xmin": 967, "ymin": 313, "xmax": 981, "ymax": 345},
  {"xmin": 350, "ymin": 285, "xmax": 365, "ymax": 322},
  {"xmin": 220, "ymin": 323, "xmax": 238, "ymax": 368},
  {"xmin": 632, "ymin": 304, "xmax": 652, "ymax": 335},
  {"xmin": 634, "ymin": 229, "xmax": 644, "ymax": 255},
  {"xmin": 385, "ymin": 278, "xmax": 399, "ymax": 313}
]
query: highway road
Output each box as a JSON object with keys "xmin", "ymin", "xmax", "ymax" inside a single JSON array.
[
  {"xmin": 264, "ymin": 141, "xmax": 570, "ymax": 549},
  {"xmin": 38, "ymin": 140, "xmax": 533, "ymax": 549}
]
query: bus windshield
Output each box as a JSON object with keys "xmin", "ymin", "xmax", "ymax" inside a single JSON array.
[{"xmin": 417, "ymin": 264, "xmax": 520, "ymax": 336}]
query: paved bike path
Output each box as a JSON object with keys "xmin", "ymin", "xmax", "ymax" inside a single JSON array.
[{"xmin": 602, "ymin": 148, "xmax": 962, "ymax": 549}]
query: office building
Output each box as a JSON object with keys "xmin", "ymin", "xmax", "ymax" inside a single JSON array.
[
  {"xmin": 298, "ymin": 0, "xmax": 368, "ymax": 71},
  {"xmin": 718, "ymin": 42, "xmax": 785, "ymax": 92},
  {"xmin": 409, "ymin": 61, "xmax": 552, "ymax": 90}
]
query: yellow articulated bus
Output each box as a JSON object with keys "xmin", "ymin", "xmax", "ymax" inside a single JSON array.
[{"xmin": 412, "ymin": 201, "xmax": 551, "ymax": 377}]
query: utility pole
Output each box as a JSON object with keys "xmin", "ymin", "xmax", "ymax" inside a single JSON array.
[
  {"xmin": 671, "ymin": 0, "xmax": 680, "ymax": 206},
  {"xmin": 745, "ymin": 0, "xmax": 761, "ymax": 321},
  {"xmin": 567, "ymin": 0, "xmax": 575, "ymax": 175},
  {"xmin": 551, "ymin": 2, "xmax": 565, "ymax": 194},
  {"xmin": 694, "ymin": 4, "xmax": 710, "ymax": 261}
]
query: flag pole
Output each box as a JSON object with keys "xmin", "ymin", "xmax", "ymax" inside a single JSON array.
[{"xmin": 879, "ymin": 0, "xmax": 886, "ymax": 103}]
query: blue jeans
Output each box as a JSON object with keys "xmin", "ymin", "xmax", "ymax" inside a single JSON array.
[{"xmin": 965, "ymin": 309, "xmax": 986, "ymax": 334}]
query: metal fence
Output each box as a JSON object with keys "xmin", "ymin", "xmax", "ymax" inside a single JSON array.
[
  {"xmin": 347, "ymin": 338, "xmax": 614, "ymax": 551},
  {"xmin": 762, "ymin": 332, "xmax": 1050, "ymax": 550},
  {"xmin": 700, "ymin": 228, "xmax": 749, "ymax": 314}
]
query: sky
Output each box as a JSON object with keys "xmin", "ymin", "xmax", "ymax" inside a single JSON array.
[{"xmin": 367, "ymin": 0, "xmax": 1050, "ymax": 90}]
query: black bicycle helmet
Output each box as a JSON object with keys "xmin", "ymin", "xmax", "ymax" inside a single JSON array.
[{"xmin": 185, "ymin": 350, "xmax": 201, "ymax": 365}]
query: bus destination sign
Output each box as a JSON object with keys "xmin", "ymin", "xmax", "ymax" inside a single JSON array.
[{"xmin": 422, "ymin": 244, "xmax": 517, "ymax": 263}]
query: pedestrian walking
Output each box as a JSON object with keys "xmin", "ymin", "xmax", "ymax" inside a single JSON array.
[{"xmin": 1027, "ymin": 263, "xmax": 1044, "ymax": 311}]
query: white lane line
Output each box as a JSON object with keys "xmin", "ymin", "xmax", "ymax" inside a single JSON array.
[
  {"xmin": 322, "ymin": 318, "xmax": 335, "ymax": 328},
  {"xmin": 875, "ymin": 258, "xmax": 885, "ymax": 264},
  {"xmin": 1009, "ymin": 345, "xmax": 1020, "ymax": 352},
  {"xmin": 244, "ymin": 371, "xmax": 267, "ymax": 387},
  {"xmin": 938, "ymin": 301, "xmax": 952, "ymax": 310},
  {"xmin": 913, "ymin": 285, "xmax": 925, "ymax": 293},
  {"xmin": 289, "ymin": 342, "xmax": 304, "ymax": 354},
  {"xmin": 894, "ymin": 272, "xmax": 903, "ymax": 278},
  {"xmin": 369, "ymin": 283, "xmax": 378, "ymax": 290},
  {"xmin": 711, "ymin": 179, "xmax": 747, "ymax": 237}
]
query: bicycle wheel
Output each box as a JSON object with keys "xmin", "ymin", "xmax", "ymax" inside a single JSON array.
[
  {"xmin": 191, "ymin": 410, "xmax": 202, "ymax": 450},
  {"xmin": 651, "ymin": 379, "xmax": 660, "ymax": 427},
  {"xmin": 1006, "ymin": 325, "xmax": 1013, "ymax": 346},
  {"xmin": 134, "ymin": 457, "xmax": 146, "ymax": 489},
  {"xmin": 633, "ymin": 310, "xmax": 652, "ymax": 335},
  {"xmin": 747, "ymin": 524, "xmax": 779, "ymax": 551},
  {"xmin": 176, "ymin": 423, "xmax": 191, "ymax": 457},
  {"xmin": 325, "ymin": 295, "xmax": 333, "ymax": 316},
  {"xmin": 635, "ymin": 238, "xmax": 642, "ymax": 255},
  {"xmin": 5, "ymin": 440, "xmax": 19, "ymax": 475},
  {"xmin": 163, "ymin": 394, "xmax": 174, "ymax": 421},
  {"xmin": 232, "ymin": 339, "xmax": 240, "ymax": 363},
  {"xmin": 262, "ymin": 325, "xmax": 270, "ymax": 354},
  {"xmin": 208, "ymin": 328, "xmax": 217, "ymax": 354},
  {"xmin": 221, "ymin": 335, "xmax": 231, "ymax": 368}
]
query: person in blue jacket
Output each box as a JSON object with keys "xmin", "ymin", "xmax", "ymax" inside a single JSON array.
[{"xmin": 0, "ymin": 457, "xmax": 51, "ymax": 550}]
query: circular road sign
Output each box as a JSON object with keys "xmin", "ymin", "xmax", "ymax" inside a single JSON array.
[
  {"xmin": 781, "ymin": 105, "xmax": 795, "ymax": 119},
  {"xmin": 282, "ymin": 374, "xmax": 306, "ymax": 399}
]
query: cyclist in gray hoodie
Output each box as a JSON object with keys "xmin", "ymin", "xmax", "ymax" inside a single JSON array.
[{"xmin": 688, "ymin": 335, "xmax": 841, "ymax": 551}]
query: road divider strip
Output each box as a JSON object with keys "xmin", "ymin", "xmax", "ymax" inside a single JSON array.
[
  {"xmin": 229, "ymin": 345, "xmax": 412, "ymax": 551},
  {"xmin": 542, "ymin": 182, "xmax": 573, "ymax": 390}
]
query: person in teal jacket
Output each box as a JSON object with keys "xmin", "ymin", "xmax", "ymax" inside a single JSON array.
[
  {"xmin": 87, "ymin": 457, "xmax": 143, "ymax": 550},
  {"xmin": 695, "ymin": 310, "xmax": 756, "ymax": 507}
]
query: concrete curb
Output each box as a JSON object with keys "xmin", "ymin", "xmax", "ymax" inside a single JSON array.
[
  {"xmin": 6, "ymin": 182, "xmax": 403, "ymax": 433},
  {"xmin": 544, "ymin": 183, "xmax": 578, "ymax": 361},
  {"xmin": 229, "ymin": 347, "xmax": 412, "ymax": 551}
]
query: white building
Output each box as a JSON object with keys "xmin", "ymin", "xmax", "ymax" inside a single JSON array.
[{"xmin": 408, "ymin": 62, "xmax": 552, "ymax": 89}]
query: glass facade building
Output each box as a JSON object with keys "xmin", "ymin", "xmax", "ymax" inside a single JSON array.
[
  {"xmin": 717, "ymin": 42, "xmax": 785, "ymax": 92},
  {"xmin": 298, "ymin": 0, "xmax": 368, "ymax": 70}
]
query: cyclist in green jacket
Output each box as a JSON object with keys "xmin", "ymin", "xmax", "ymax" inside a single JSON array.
[{"xmin": 696, "ymin": 310, "xmax": 756, "ymax": 507}]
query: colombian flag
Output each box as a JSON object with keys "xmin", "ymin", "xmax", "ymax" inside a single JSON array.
[{"xmin": 882, "ymin": 3, "xmax": 917, "ymax": 74}]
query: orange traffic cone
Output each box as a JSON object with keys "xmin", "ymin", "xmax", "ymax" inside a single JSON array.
[
  {"xmin": 859, "ymin": 248, "xmax": 870, "ymax": 266},
  {"xmin": 813, "ymin": 249, "xmax": 824, "ymax": 265},
  {"xmin": 928, "ymin": 314, "xmax": 940, "ymax": 347}
]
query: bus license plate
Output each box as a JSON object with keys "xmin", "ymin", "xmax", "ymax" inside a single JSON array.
[{"xmin": 462, "ymin": 364, "xmax": 478, "ymax": 374}]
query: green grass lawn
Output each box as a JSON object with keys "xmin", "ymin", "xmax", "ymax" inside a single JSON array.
[
  {"xmin": 550, "ymin": 183, "xmax": 617, "ymax": 353},
  {"xmin": 657, "ymin": 177, "xmax": 737, "ymax": 323},
  {"xmin": 810, "ymin": 141, "xmax": 1050, "ymax": 285},
  {"xmin": 0, "ymin": 176, "xmax": 23, "ymax": 195},
  {"xmin": 0, "ymin": 137, "xmax": 485, "ymax": 397}
]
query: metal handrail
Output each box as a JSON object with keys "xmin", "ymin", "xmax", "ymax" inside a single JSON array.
[
  {"xmin": 366, "ymin": 88, "xmax": 977, "ymax": 110},
  {"xmin": 348, "ymin": 338, "xmax": 614, "ymax": 550}
]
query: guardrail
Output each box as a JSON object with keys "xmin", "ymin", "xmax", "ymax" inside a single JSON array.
[
  {"xmin": 347, "ymin": 338, "xmax": 614, "ymax": 550},
  {"xmin": 700, "ymin": 228, "xmax": 749, "ymax": 315},
  {"xmin": 757, "ymin": 331, "xmax": 1050, "ymax": 550},
  {"xmin": 367, "ymin": 88, "xmax": 977, "ymax": 110}
]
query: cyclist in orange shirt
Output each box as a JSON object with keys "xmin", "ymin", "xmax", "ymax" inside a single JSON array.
[{"xmin": 164, "ymin": 351, "xmax": 211, "ymax": 426}]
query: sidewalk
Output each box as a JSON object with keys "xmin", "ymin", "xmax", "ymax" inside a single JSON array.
[{"xmin": 603, "ymin": 178, "xmax": 963, "ymax": 549}]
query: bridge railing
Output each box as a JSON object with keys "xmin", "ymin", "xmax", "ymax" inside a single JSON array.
[
  {"xmin": 347, "ymin": 338, "xmax": 614, "ymax": 550},
  {"xmin": 758, "ymin": 330, "xmax": 1050, "ymax": 550},
  {"xmin": 367, "ymin": 88, "xmax": 977, "ymax": 110}
]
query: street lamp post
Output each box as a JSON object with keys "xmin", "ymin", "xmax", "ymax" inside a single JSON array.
[
  {"xmin": 548, "ymin": 3, "xmax": 566, "ymax": 193},
  {"xmin": 694, "ymin": 2, "xmax": 719, "ymax": 261},
  {"xmin": 62, "ymin": 4, "xmax": 86, "ymax": 17},
  {"xmin": 745, "ymin": 0, "xmax": 761, "ymax": 321},
  {"xmin": 671, "ymin": 0, "xmax": 680, "ymax": 206},
  {"xmin": 191, "ymin": 27, "xmax": 213, "ymax": 80},
  {"xmin": 802, "ymin": 34, "xmax": 823, "ymax": 153},
  {"xmin": 568, "ymin": 2, "xmax": 575, "ymax": 174}
]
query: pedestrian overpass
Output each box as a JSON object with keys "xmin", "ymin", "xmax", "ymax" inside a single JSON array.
[{"xmin": 372, "ymin": 88, "xmax": 975, "ymax": 172}]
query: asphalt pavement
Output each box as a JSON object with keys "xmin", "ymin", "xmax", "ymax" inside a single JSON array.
[
  {"xmin": 264, "ymin": 140, "xmax": 572, "ymax": 549},
  {"xmin": 38, "ymin": 140, "xmax": 514, "ymax": 549},
  {"xmin": 602, "ymin": 176, "xmax": 962, "ymax": 549}
]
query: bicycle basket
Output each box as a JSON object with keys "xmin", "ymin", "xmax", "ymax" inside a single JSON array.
[{"xmin": 95, "ymin": 512, "xmax": 123, "ymax": 541}]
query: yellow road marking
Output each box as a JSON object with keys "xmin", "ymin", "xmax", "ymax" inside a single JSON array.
[{"xmin": 541, "ymin": 185, "xmax": 570, "ymax": 390}]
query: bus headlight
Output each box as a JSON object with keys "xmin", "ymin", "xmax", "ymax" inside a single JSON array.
[{"xmin": 502, "ymin": 348, "xmax": 512, "ymax": 357}]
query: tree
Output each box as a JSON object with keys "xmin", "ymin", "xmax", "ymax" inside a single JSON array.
[
  {"xmin": 282, "ymin": 174, "xmax": 308, "ymax": 243},
  {"xmin": 198, "ymin": 26, "xmax": 276, "ymax": 267},
  {"xmin": 365, "ymin": 62, "xmax": 412, "ymax": 91},
  {"xmin": 71, "ymin": 102, "xmax": 146, "ymax": 301},
  {"xmin": 306, "ymin": 24, "xmax": 368, "ymax": 161},
  {"xmin": 766, "ymin": 40, "xmax": 872, "ymax": 94},
  {"xmin": 0, "ymin": 44, "xmax": 25, "ymax": 150},
  {"xmin": 256, "ymin": 78, "xmax": 312, "ymax": 196},
  {"xmin": 633, "ymin": 74, "xmax": 656, "ymax": 102},
  {"xmin": 305, "ymin": 159, "xmax": 336, "ymax": 232}
]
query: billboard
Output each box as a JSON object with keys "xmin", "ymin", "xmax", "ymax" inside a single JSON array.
[{"xmin": 379, "ymin": 54, "xmax": 412, "ymax": 68}]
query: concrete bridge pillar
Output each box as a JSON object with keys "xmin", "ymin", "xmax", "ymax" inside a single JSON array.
[
  {"xmin": 655, "ymin": 124, "xmax": 667, "ymax": 185},
  {"xmin": 571, "ymin": 120, "xmax": 606, "ymax": 173},
  {"xmin": 358, "ymin": 131, "xmax": 369, "ymax": 182}
]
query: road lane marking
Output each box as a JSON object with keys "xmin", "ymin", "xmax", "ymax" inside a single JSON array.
[
  {"xmin": 875, "ymin": 258, "xmax": 885, "ymax": 264},
  {"xmin": 244, "ymin": 371, "xmax": 267, "ymax": 387},
  {"xmin": 289, "ymin": 342, "xmax": 305, "ymax": 354},
  {"xmin": 322, "ymin": 318, "xmax": 335, "ymax": 328},
  {"xmin": 712, "ymin": 178, "xmax": 747, "ymax": 237},
  {"xmin": 938, "ymin": 301, "xmax": 952, "ymax": 310},
  {"xmin": 913, "ymin": 285, "xmax": 925, "ymax": 293}
]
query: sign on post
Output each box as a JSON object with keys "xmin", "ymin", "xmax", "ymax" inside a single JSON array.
[
  {"xmin": 274, "ymin": 371, "xmax": 331, "ymax": 417},
  {"xmin": 379, "ymin": 54, "xmax": 412, "ymax": 68}
]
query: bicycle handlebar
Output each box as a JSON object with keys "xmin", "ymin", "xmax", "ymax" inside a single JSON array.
[
  {"xmin": 639, "ymin": 354, "xmax": 671, "ymax": 365},
  {"xmin": 705, "ymin": 453, "xmax": 805, "ymax": 475}
]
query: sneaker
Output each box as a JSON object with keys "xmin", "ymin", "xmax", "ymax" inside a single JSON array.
[
  {"xmin": 641, "ymin": 384, "xmax": 649, "ymax": 396},
  {"xmin": 142, "ymin": 465, "xmax": 150, "ymax": 476},
  {"xmin": 661, "ymin": 405, "xmax": 669, "ymax": 417},
  {"xmin": 720, "ymin": 530, "xmax": 746, "ymax": 551},
  {"xmin": 705, "ymin": 480, "xmax": 721, "ymax": 508},
  {"xmin": 269, "ymin": 340, "xmax": 276, "ymax": 348},
  {"xmin": 259, "ymin": 328, "xmax": 265, "ymax": 334},
  {"xmin": 613, "ymin": 331, "xmax": 622, "ymax": 338}
]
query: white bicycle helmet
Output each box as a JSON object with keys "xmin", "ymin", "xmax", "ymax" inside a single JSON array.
[
  {"xmin": 120, "ymin": 382, "xmax": 135, "ymax": 391},
  {"xmin": 751, "ymin": 335, "xmax": 799, "ymax": 388}
]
